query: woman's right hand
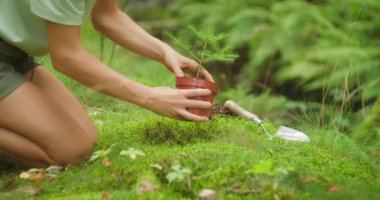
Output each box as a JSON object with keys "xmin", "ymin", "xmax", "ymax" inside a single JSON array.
[{"xmin": 144, "ymin": 87, "xmax": 212, "ymax": 122}]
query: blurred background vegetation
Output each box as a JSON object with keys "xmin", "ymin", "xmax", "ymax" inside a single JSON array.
[{"xmin": 111, "ymin": 0, "xmax": 379, "ymax": 149}]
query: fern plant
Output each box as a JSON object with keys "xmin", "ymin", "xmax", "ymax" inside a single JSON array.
[
  {"xmin": 166, "ymin": 26, "xmax": 238, "ymax": 79},
  {"xmin": 170, "ymin": 0, "xmax": 380, "ymax": 114}
]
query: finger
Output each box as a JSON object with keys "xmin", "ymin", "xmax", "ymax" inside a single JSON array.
[
  {"xmin": 201, "ymin": 69, "xmax": 215, "ymax": 82},
  {"xmin": 178, "ymin": 110, "xmax": 209, "ymax": 122},
  {"xmin": 179, "ymin": 57, "xmax": 198, "ymax": 72},
  {"xmin": 184, "ymin": 100, "xmax": 213, "ymax": 109},
  {"xmin": 171, "ymin": 64, "xmax": 184, "ymax": 77},
  {"xmin": 187, "ymin": 59, "xmax": 199, "ymax": 70},
  {"xmin": 181, "ymin": 89, "xmax": 211, "ymax": 98},
  {"xmin": 173, "ymin": 68, "xmax": 184, "ymax": 77}
]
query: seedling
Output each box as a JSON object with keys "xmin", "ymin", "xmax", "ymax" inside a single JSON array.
[
  {"xmin": 19, "ymin": 165, "xmax": 63, "ymax": 184},
  {"xmin": 166, "ymin": 26, "xmax": 238, "ymax": 78},
  {"xmin": 90, "ymin": 144, "xmax": 116, "ymax": 161},
  {"xmin": 150, "ymin": 163, "xmax": 163, "ymax": 170},
  {"xmin": 90, "ymin": 144, "xmax": 117, "ymax": 167},
  {"xmin": 166, "ymin": 164, "xmax": 192, "ymax": 183},
  {"xmin": 119, "ymin": 147, "xmax": 145, "ymax": 160},
  {"xmin": 245, "ymin": 160, "xmax": 294, "ymax": 192}
]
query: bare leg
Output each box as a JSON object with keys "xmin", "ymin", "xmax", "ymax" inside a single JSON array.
[
  {"xmin": 0, "ymin": 82, "xmax": 93, "ymax": 167},
  {"xmin": 0, "ymin": 127, "xmax": 55, "ymax": 168},
  {"xmin": 26, "ymin": 66, "xmax": 98, "ymax": 142}
]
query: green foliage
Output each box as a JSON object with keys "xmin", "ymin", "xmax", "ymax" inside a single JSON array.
[
  {"xmin": 120, "ymin": 148, "xmax": 146, "ymax": 160},
  {"xmin": 90, "ymin": 144, "xmax": 116, "ymax": 161},
  {"xmin": 166, "ymin": 26, "xmax": 238, "ymax": 77},
  {"xmin": 352, "ymin": 96, "xmax": 380, "ymax": 149},
  {"xmin": 166, "ymin": 165, "xmax": 192, "ymax": 183},
  {"xmin": 89, "ymin": 143, "xmax": 116, "ymax": 162},
  {"xmin": 249, "ymin": 160, "xmax": 274, "ymax": 175},
  {"xmin": 170, "ymin": 0, "xmax": 380, "ymax": 125},
  {"xmin": 1, "ymin": 10, "xmax": 380, "ymax": 199}
]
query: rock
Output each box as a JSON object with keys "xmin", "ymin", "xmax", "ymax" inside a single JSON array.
[
  {"xmin": 199, "ymin": 189, "xmax": 217, "ymax": 200},
  {"xmin": 137, "ymin": 180, "xmax": 156, "ymax": 194}
]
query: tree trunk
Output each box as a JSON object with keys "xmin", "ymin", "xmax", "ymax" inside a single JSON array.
[{"xmin": 352, "ymin": 96, "xmax": 380, "ymax": 149}]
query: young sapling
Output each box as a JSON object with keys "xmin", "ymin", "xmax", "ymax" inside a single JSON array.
[
  {"xmin": 166, "ymin": 26, "xmax": 238, "ymax": 117},
  {"xmin": 167, "ymin": 26, "xmax": 238, "ymax": 79}
]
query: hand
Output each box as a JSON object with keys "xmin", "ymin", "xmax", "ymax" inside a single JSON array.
[
  {"xmin": 144, "ymin": 87, "xmax": 213, "ymax": 121},
  {"xmin": 162, "ymin": 46, "xmax": 214, "ymax": 82}
]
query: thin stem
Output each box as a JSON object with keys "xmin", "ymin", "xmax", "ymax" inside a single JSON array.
[{"xmin": 197, "ymin": 42, "xmax": 208, "ymax": 78}]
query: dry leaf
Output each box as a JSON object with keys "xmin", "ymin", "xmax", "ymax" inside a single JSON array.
[
  {"xmin": 302, "ymin": 176, "xmax": 317, "ymax": 184},
  {"xmin": 199, "ymin": 189, "xmax": 217, "ymax": 200},
  {"xmin": 19, "ymin": 172, "xmax": 32, "ymax": 179},
  {"xmin": 30, "ymin": 173, "xmax": 45, "ymax": 184},
  {"xmin": 101, "ymin": 191, "xmax": 110, "ymax": 200},
  {"xmin": 150, "ymin": 163, "xmax": 163, "ymax": 170},
  {"xmin": 102, "ymin": 157, "xmax": 112, "ymax": 168},
  {"xmin": 327, "ymin": 183, "xmax": 340, "ymax": 192},
  {"xmin": 273, "ymin": 193, "xmax": 281, "ymax": 200},
  {"xmin": 180, "ymin": 152, "xmax": 188, "ymax": 157},
  {"xmin": 285, "ymin": 191, "xmax": 295, "ymax": 198},
  {"xmin": 24, "ymin": 186, "xmax": 42, "ymax": 196},
  {"xmin": 130, "ymin": 153, "xmax": 137, "ymax": 160},
  {"xmin": 137, "ymin": 180, "xmax": 156, "ymax": 195},
  {"xmin": 22, "ymin": 170, "xmax": 45, "ymax": 184}
]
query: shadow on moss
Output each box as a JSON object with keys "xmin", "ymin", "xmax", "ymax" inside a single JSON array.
[{"xmin": 141, "ymin": 117, "xmax": 227, "ymax": 145}]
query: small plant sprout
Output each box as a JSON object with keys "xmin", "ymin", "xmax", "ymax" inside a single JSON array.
[
  {"xmin": 150, "ymin": 163, "xmax": 163, "ymax": 170},
  {"xmin": 89, "ymin": 144, "xmax": 116, "ymax": 161},
  {"xmin": 90, "ymin": 144, "xmax": 116, "ymax": 167},
  {"xmin": 19, "ymin": 165, "xmax": 63, "ymax": 184},
  {"xmin": 166, "ymin": 26, "xmax": 238, "ymax": 78},
  {"xmin": 245, "ymin": 160, "xmax": 294, "ymax": 192},
  {"xmin": 119, "ymin": 147, "xmax": 145, "ymax": 160},
  {"xmin": 166, "ymin": 164, "xmax": 192, "ymax": 184}
]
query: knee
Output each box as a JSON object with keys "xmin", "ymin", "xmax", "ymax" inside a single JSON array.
[
  {"xmin": 49, "ymin": 137, "xmax": 94, "ymax": 166},
  {"xmin": 90, "ymin": 130, "xmax": 99, "ymax": 143}
]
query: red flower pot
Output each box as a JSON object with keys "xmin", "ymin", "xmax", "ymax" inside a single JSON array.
[{"xmin": 176, "ymin": 77, "xmax": 219, "ymax": 118}]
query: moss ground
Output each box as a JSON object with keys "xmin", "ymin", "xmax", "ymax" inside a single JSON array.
[{"xmin": 1, "ymin": 24, "xmax": 379, "ymax": 200}]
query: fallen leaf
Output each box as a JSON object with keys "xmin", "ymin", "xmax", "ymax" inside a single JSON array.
[
  {"xmin": 181, "ymin": 152, "xmax": 188, "ymax": 157},
  {"xmin": 24, "ymin": 186, "xmax": 42, "ymax": 196},
  {"xmin": 19, "ymin": 172, "xmax": 32, "ymax": 179},
  {"xmin": 199, "ymin": 189, "xmax": 217, "ymax": 200},
  {"xmin": 29, "ymin": 172, "xmax": 45, "ymax": 184},
  {"xmin": 90, "ymin": 111, "xmax": 102, "ymax": 116},
  {"xmin": 101, "ymin": 191, "xmax": 110, "ymax": 200},
  {"xmin": 130, "ymin": 153, "xmax": 137, "ymax": 160},
  {"xmin": 19, "ymin": 168, "xmax": 51, "ymax": 184},
  {"xmin": 273, "ymin": 193, "xmax": 281, "ymax": 200},
  {"xmin": 285, "ymin": 191, "xmax": 295, "ymax": 198},
  {"xmin": 102, "ymin": 157, "xmax": 112, "ymax": 168},
  {"xmin": 137, "ymin": 180, "xmax": 156, "ymax": 195},
  {"xmin": 302, "ymin": 176, "xmax": 317, "ymax": 184},
  {"xmin": 150, "ymin": 163, "xmax": 163, "ymax": 170},
  {"xmin": 327, "ymin": 183, "xmax": 340, "ymax": 192},
  {"xmin": 95, "ymin": 120, "xmax": 104, "ymax": 126}
]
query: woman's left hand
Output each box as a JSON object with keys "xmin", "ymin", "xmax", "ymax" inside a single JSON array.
[{"xmin": 162, "ymin": 46, "xmax": 214, "ymax": 82}]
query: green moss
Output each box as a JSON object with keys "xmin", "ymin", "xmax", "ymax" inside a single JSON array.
[{"xmin": 1, "ymin": 23, "xmax": 379, "ymax": 200}]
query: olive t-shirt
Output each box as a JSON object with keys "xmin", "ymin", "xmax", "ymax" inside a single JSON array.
[{"xmin": 0, "ymin": 0, "xmax": 96, "ymax": 56}]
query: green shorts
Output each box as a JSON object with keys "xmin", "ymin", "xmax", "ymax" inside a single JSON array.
[{"xmin": 0, "ymin": 38, "xmax": 39, "ymax": 99}]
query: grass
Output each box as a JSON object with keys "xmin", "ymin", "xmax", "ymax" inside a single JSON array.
[{"xmin": 1, "ymin": 23, "xmax": 379, "ymax": 200}]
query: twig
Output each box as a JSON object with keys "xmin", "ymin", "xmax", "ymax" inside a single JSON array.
[{"xmin": 193, "ymin": 168, "xmax": 222, "ymax": 180}]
